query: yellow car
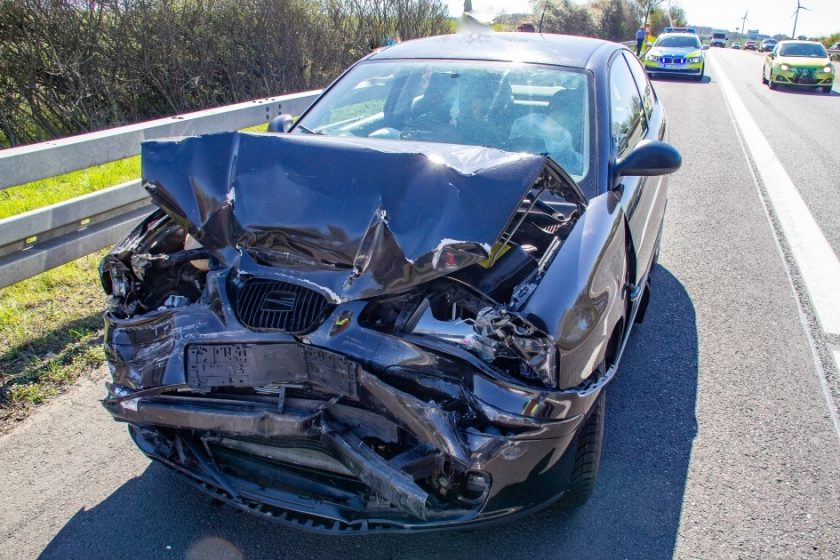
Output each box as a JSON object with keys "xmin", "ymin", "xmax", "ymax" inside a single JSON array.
[{"xmin": 762, "ymin": 40, "xmax": 835, "ymax": 93}]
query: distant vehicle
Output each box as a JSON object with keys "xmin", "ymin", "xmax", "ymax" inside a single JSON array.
[
  {"xmin": 643, "ymin": 32, "xmax": 707, "ymax": 80},
  {"xmin": 744, "ymin": 40, "xmax": 757, "ymax": 50},
  {"xmin": 710, "ymin": 32, "xmax": 727, "ymax": 48},
  {"xmin": 731, "ymin": 42, "xmax": 741, "ymax": 49},
  {"xmin": 762, "ymin": 40, "xmax": 835, "ymax": 93},
  {"xmin": 759, "ymin": 39, "xmax": 777, "ymax": 53}
]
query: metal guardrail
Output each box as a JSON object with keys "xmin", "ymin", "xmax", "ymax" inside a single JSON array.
[{"xmin": 0, "ymin": 90, "xmax": 321, "ymax": 289}]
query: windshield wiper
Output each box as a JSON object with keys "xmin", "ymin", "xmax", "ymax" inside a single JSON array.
[{"xmin": 296, "ymin": 124, "xmax": 324, "ymax": 135}]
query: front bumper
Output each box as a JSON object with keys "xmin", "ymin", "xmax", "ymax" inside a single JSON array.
[
  {"xmin": 770, "ymin": 66, "xmax": 834, "ymax": 88},
  {"xmin": 104, "ymin": 380, "xmax": 596, "ymax": 532},
  {"xmin": 102, "ymin": 285, "xmax": 613, "ymax": 532},
  {"xmin": 643, "ymin": 59, "xmax": 703, "ymax": 77}
]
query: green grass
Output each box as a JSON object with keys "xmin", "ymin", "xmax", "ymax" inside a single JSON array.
[{"xmin": 0, "ymin": 251, "xmax": 107, "ymax": 430}]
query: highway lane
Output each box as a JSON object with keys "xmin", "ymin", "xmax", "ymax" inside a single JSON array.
[
  {"xmin": 709, "ymin": 48, "xmax": 840, "ymax": 260},
  {"xmin": 2, "ymin": 56, "xmax": 840, "ymax": 559},
  {"xmin": 703, "ymin": 47, "xmax": 840, "ymax": 421}
]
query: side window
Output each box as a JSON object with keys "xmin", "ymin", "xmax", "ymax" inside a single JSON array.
[
  {"xmin": 623, "ymin": 52, "xmax": 654, "ymax": 121},
  {"xmin": 609, "ymin": 56, "xmax": 645, "ymax": 156}
]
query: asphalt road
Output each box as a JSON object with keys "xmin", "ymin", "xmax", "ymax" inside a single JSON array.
[{"xmin": 2, "ymin": 48, "xmax": 840, "ymax": 560}]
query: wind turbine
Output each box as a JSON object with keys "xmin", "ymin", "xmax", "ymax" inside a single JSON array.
[
  {"xmin": 738, "ymin": 10, "xmax": 749, "ymax": 37},
  {"xmin": 791, "ymin": 0, "xmax": 810, "ymax": 39}
]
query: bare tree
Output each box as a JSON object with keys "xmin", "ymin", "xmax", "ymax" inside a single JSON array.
[
  {"xmin": 590, "ymin": 0, "xmax": 636, "ymax": 41},
  {"xmin": 540, "ymin": 0, "xmax": 597, "ymax": 37},
  {"xmin": 0, "ymin": 0, "xmax": 449, "ymax": 148}
]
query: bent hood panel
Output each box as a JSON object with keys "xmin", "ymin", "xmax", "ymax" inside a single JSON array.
[{"xmin": 141, "ymin": 132, "xmax": 547, "ymax": 301}]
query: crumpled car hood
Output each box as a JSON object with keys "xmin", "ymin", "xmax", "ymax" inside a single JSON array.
[{"xmin": 141, "ymin": 132, "xmax": 549, "ymax": 302}]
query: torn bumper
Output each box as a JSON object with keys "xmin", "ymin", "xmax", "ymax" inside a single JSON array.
[
  {"xmin": 102, "ymin": 337, "xmax": 611, "ymax": 531},
  {"xmin": 103, "ymin": 376, "xmax": 598, "ymax": 532},
  {"xmin": 101, "ymin": 273, "xmax": 611, "ymax": 532}
]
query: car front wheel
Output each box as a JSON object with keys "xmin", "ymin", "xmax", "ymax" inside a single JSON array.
[
  {"xmin": 761, "ymin": 68, "xmax": 768, "ymax": 84},
  {"xmin": 559, "ymin": 389, "xmax": 606, "ymax": 508},
  {"xmin": 821, "ymin": 85, "xmax": 832, "ymax": 93},
  {"xmin": 694, "ymin": 65, "xmax": 704, "ymax": 81},
  {"xmin": 768, "ymin": 72, "xmax": 777, "ymax": 89}
]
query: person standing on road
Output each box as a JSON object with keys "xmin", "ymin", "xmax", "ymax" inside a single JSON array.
[{"xmin": 636, "ymin": 27, "xmax": 646, "ymax": 56}]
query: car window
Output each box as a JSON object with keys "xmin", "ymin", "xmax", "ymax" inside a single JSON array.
[
  {"xmin": 609, "ymin": 56, "xmax": 645, "ymax": 157},
  {"xmin": 779, "ymin": 43, "xmax": 827, "ymax": 57},
  {"xmin": 622, "ymin": 52, "xmax": 654, "ymax": 122},
  {"xmin": 295, "ymin": 60, "xmax": 592, "ymax": 181},
  {"xmin": 655, "ymin": 35, "xmax": 701, "ymax": 49}
]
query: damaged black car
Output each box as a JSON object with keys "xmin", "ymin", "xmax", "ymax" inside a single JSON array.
[{"xmin": 100, "ymin": 32, "xmax": 681, "ymax": 532}]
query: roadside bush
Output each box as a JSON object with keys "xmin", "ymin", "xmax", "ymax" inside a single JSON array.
[{"xmin": 0, "ymin": 0, "xmax": 449, "ymax": 147}]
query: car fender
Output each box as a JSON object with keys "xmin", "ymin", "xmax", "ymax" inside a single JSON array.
[{"xmin": 519, "ymin": 191, "xmax": 628, "ymax": 390}]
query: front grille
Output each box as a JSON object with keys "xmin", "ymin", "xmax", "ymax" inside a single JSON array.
[
  {"xmin": 661, "ymin": 57, "xmax": 686, "ymax": 64},
  {"xmin": 234, "ymin": 279, "xmax": 332, "ymax": 333}
]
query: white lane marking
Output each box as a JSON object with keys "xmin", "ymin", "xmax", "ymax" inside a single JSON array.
[
  {"xmin": 833, "ymin": 346, "xmax": 840, "ymax": 379},
  {"xmin": 709, "ymin": 55, "xmax": 840, "ymax": 336},
  {"xmin": 711, "ymin": 54, "xmax": 840, "ymax": 443}
]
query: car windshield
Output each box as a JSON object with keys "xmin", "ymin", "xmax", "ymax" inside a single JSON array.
[
  {"xmin": 294, "ymin": 60, "xmax": 591, "ymax": 180},
  {"xmin": 779, "ymin": 43, "xmax": 827, "ymax": 57},
  {"xmin": 655, "ymin": 35, "xmax": 701, "ymax": 49}
]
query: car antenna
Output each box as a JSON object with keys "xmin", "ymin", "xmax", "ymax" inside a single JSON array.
[{"xmin": 538, "ymin": 1, "xmax": 547, "ymax": 33}]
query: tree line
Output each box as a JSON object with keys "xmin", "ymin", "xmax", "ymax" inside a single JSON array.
[
  {"xmin": 0, "ymin": 0, "xmax": 450, "ymax": 148},
  {"xmin": 524, "ymin": 0, "xmax": 686, "ymax": 41}
]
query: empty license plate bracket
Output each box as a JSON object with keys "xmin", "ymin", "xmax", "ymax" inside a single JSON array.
[{"xmin": 186, "ymin": 343, "xmax": 359, "ymax": 399}]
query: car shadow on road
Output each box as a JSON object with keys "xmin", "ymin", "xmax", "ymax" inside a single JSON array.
[
  {"xmin": 650, "ymin": 74, "xmax": 711, "ymax": 85},
  {"xmin": 39, "ymin": 265, "xmax": 698, "ymax": 560},
  {"xmin": 767, "ymin": 86, "xmax": 838, "ymax": 96}
]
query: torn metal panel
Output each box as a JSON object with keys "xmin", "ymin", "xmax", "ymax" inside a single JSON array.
[
  {"xmin": 358, "ymin": 370, "xmax": 469, "ymax": 465},
  {"xmin": 320, "ymin": 419, "xmax": 430, "ymax": 520}
]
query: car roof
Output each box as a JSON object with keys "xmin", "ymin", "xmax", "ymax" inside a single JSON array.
[
  {"xmin": 776, "ymin": 39, "xmax": 823, "ymax": 46},
  {"xmin": 368, "ymin": 32, "xmax": 617, "ymax": 69}
]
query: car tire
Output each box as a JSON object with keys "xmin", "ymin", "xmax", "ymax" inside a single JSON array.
[
  {"xmin": 821, "ymin": 86, "xmax": 832, "ymax": 93},
  {"xmin": 768, "ymin": 74, "xmax": 777, "ymax": 90},
  {"xmin": 761, "ymin": 69, "xmax": 768, "ymax": 84},
  {"xmin": 694, "ymin": 66, "xmax": 704, "ymax": 81},
  {"xmin": 559, "ymin": 389, "xmax": 606, "ymax": 508}
]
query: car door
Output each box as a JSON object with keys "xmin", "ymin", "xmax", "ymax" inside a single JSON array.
[{"xmin": 608, "ymin": 52, "xmax": 665, "ymax": 284}]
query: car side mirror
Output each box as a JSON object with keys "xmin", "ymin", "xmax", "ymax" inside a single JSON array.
[
  {"xmin": 614, "ymin": 140, "xmax": 682, "ymax": 188},
  {"xmin": 267, "ymin": 114, "xmax": 294, "ymax": 133}
]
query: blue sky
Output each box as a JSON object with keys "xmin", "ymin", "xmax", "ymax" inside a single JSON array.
[{"xmin": 445, "ymin": 1, "xmax": 840, "ymax": 37}]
